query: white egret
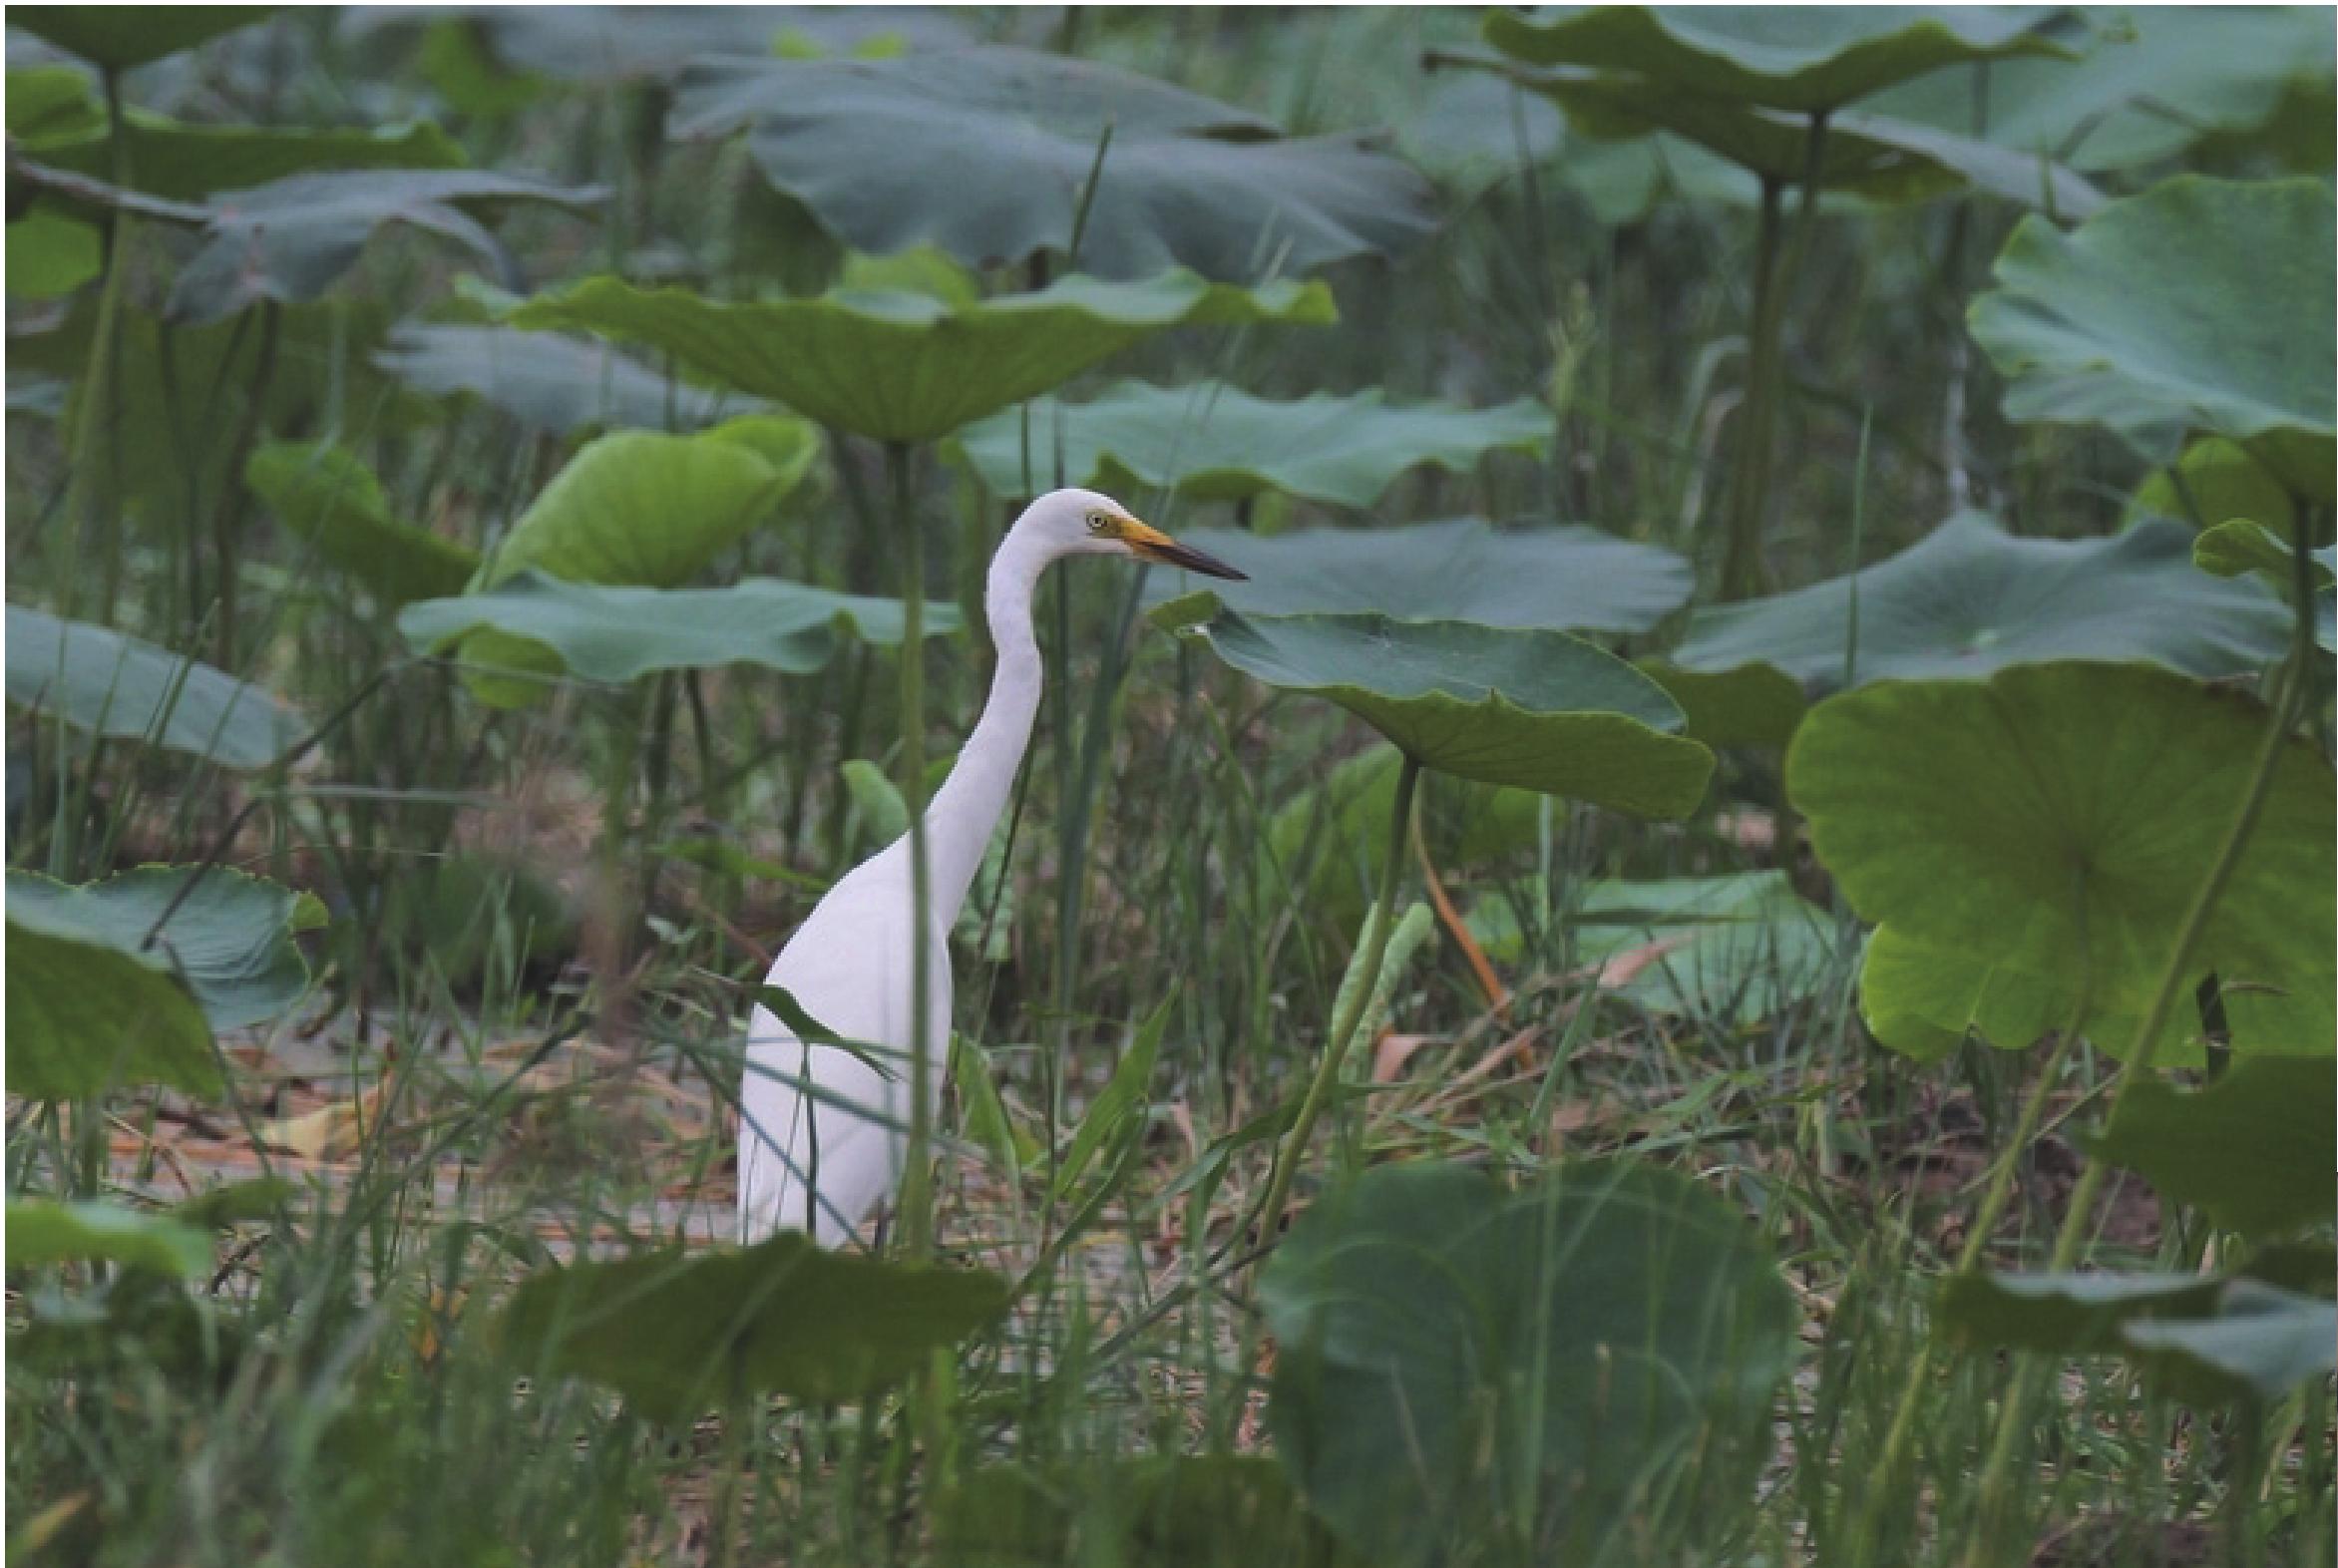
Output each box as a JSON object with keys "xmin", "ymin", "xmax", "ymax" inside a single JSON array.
[{"xmin": 737, "ymin": 487, "xmax": 1246, "ymax": 1246}]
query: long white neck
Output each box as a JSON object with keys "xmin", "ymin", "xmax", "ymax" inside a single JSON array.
[{"xmin": 917, "ymin": 524, "xmax": 1051, "ymax": 920}]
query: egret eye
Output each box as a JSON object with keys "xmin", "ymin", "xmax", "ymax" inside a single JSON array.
[{"xmin": 1085, "ymin": 512, "xmax": 1110, "ymax": 534}]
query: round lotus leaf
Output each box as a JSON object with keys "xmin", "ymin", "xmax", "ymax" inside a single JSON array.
[
  {"xmin": 949, "ymin": 381, "xmax": 1550, "ymax": 510},
  {"xmin": 1969, "ymin": 177, "xmax": 2337, "ymax": 501},
  {"xmin": 1163, "ymin": 601, "xmax": 1713, "ymax": 816},
  {"xmin": 508, "ymin": 269, "xmax": 1335, "ymax": 445},
  {"xmin": 1674, "ymin": 513, "xmax": 2291, "ymax": 698},
  {"xmin": 2090, "ymin": 1055, "xmax": 2337, "ymax": 1239},
  {"xmin": 5, "ymin": 1201, "xmax": 213, "ymax": 1278},
  {"xmin": 1480, "ymin": 7, "xmax": 2075, "ymax": 116},
  {"xmin": 671, "ymin": 47, "xmax": 1434, "ymax": 282},
  {"xmin": 7, "ymin": 866, "xmax": 322, "ymax": 1034},
  {"xmin": 25, "ymin": 117, "xmax": 465, "ymax": 203},
  {"xmin": 1789, "ymin": 661, "xmax": 2335, "ymax": 1061},
  {"xmin": 400, "ymin": 570, "xmax": 960, "ymax": 692},
  {"xmin": 1139, "ymin": 518, "xmax": 1691, "ymax": 635},
  {"xmin": 1263, "ymin": 1160, "xmax": 1796, "ymax": 1567}
]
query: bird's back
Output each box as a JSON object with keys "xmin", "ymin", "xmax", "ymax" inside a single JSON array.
[{"xmin": 736, "ymin": 847, "xmax": 955, "ymax": 1246}]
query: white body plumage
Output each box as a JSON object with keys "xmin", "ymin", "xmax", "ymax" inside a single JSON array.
[{"xmin": 735, "ymin": 488, "xmax": 1244, "ymax": 1247}]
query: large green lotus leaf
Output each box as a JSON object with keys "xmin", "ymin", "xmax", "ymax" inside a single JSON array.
[
  {"xmin": 2089, "ymin": 1055, "xmax": 2337, "ymax": 1240},
  {"xmin": 12, "ymin": 7, "xmax": 276, "ymax": 70},
  {"xmin": 1456, "ymin": 54, "xmax": 2101, "ymax": 212},
  {"xmin": 246, "ymin": 440, "xmax": 480, "ymax": 607},
  {"xmin": 672, "ymin": 47, "xmax": 1433, "ymax": 282},
  {"xmin": 399, "ymin": 570, "xmax": 959, "ymax": 689},
  {"xmin": 507, "ymin": 269, "xmax": 1336, "ymax": 445},
  {"xmin": 8, "ymin": 866, "xmax": 322, "ymax": 1032},
  {"xmin": 483, "ymin": 418, "xmax": 819, "ymax": 588},
  {"xmin": 1263, "ymin": 1160, "xmax": 1796, "ymax": 1566},
  {"xmin": 5, "ymin": 1200, "xmax": 212, "ymax": 1278},
  {"xmin": 5, "ymin": 893, "xmax": 217, "ymax": 1101},
  {"xmin": 1869, "ymin": 8, "xmax": 2337, "ymax": 175},
  {"xmin": 1969, "ymin": 178, "xmax": 2337, "ymax": 501},
  {"xmin": 1471, "ymin": 872, "xmax": 1838, "ymax": 1030},
  {"xmin": 1789, "ymin": 662, "xmax": 2336, "ymax": 1059},
  {"xmin": 936, "ymin": 1456, "xmax": 1360, "ymax": 1568},
  {"xmin": 1942, "ymin": 1272, "xmax": 2337, "ymax": 1408},
  {"xmin": 167, "ymin": 169, "xmax": 606, "ymax": 324},
  {"xmin": 1858, "ymin": 925, "xmax": 2197, "ymax": 1067},
  {"xmin": 1674, "ymin": 514, "xmax": 2291, "ymax": 699},
  {"xmin": 949, "ymin": 381, "xmax": 1549, "ymax": 509},
  {"xmin": 1164, "ymin": 602, "xmax": 1714, "ymax": 816},
  {"xmin": 26, "ymin": 117, "xmax": 465, "ymax": 202},
  {"xmin": 1141, "ymin": 518, "xmax": 1690, "ymax": 635},
  {"xmin": 6, "ymin": 205, "xmax": 101, "ymax": 299},
  {"xmin": 6, "ymin": 604, "xmax": 302, "ymax": 768},
  {"xmin": 1481, "ymin": 7, "xmax": 2074, "ymax": 115},
  {"xmin": 373, "ymin": 324, "xmax": 754, "ymax": 435},
  {"xmin": 497, "ymin": 1232, "xmax": 1007, "ymax": 1421}
]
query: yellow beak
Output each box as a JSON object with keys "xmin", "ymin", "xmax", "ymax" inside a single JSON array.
[{"xmin": 1120, "ymin": 519, "xmax": 1248, "ymax": 581}]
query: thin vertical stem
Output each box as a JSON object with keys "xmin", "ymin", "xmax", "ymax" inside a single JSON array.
[
  {"xmin": 1254, "ymin": 752, "xmax": 1422, "ymax": 1251},
  {"xmin": 889, "ymin": 442, "xmax": 936, "ymax": 1259}
]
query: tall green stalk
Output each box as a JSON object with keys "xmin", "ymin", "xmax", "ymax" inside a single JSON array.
[
  {"xmin": 1254, "ymin": 752, "xmax": 1422, "ymax": 1250},
  {"xmin": 1722, "ymin": 116, "xmax": 1831, "ymax": 600},
  {"xmin": 888, "ymin": 442, "xmax": 936, "ymax": 1260}
]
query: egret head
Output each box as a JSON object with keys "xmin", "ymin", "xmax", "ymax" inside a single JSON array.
[{"xmin": 1021, "ymin": 488, "xmax": 1247, "ymax": 580}]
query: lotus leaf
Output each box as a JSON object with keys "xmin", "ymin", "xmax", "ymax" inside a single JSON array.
[
  {"xmin": 1263, "ymin": 1160, "xmax": 1795, "ymax": 1566},
  {"xmin": 246, "ymin": 441, "xmax": 481, "ymax": 607},
  {"xmin": 6, "ymin": 604, "xmax": 302, "ymax": 768},
  {"xmin": 12, "ymin": 6, "xmax": 276, "ymax": 71},
  {"xmin": 497, "ymin": 1232, "xmax": 1007, "ymax": 1420},
  {"xmin": 950, "ymin": 382, "xmax": 1548, "ymax": 508},
  {"xmin": 1480, "ymin": 7, "xmax": 2075, "ymax": 115},
  {"xmin": 25, "ymin": 117, "xmax": 465, "ymax": 202},
  {"xmin": 168, "ymin": 169, "xmax": 606, "ymax": 324},
  {"xmin": 1790, "ymin": 661, "xmax": 2335, "ymax": 1060},
  {"xmin": 1969, "ymin": 177, "xmax": 2337, "ymax": 500},
  {"xmin": 6, "ymin": 66, "xmax": 104, "ymax": 140},
  {"xmin": 672, "ymin": 47, "xmax": 1432, "ymax": 281},
  {"xmin": 508, "ymin": 269, "xmax": 1335, "ymax": 445},
  {"xmin": 1455, "ymin": 55, "xmax": 2101, "ymax": 212},
  {"xmin": 1638, "ymin": 658, "xmax": 1808, "ymax": 747},
  {"xmin": 5, "ymin": 1201, "xmax": 212, "ymax": 1279},
  {"xmin": 5, "ymin": 900, "xmax": 217, "ymax": 1101},
  {"xmin": 8, "ymin": 866, "xmax": 322, "ymax": 1033},
  {"xmin": 2089, "ymin": 1055, "xmax": 2337, "ymax": 1239},
  {"xmin": 1942, "ymin": 1271, "xmax": 2338, "ymax": 1408},
  {"xmin": 1674, "ymin": 513, "xmax": 2291, "ymax": 698},
  {"xmin": 399, "ymin": 570, "xmax": 959, "ymax": 689},
  {"xmin": 1142, "ymin": 517, "xmax": 1689, "ymax": 635},
  {"xmin": 1870, "ymin": 8, "xmax": 2337, "ymax": 175},
  {"xmin": 1162, "ymin": 601, "xmax": 1713, "ymax": 816},
  {"xmin": 1472, "ymin": 871, "xmax": 1839, "ymax": 1029},
  {"xmin": 1858, "ymin": 926, "xmax": 2194, "ymax": 1066},
  {"xmin": 2132, "ymin": 435, "xmax": 2298, "ymax": 537},
  {"xmin": 373, "ymin": 324, "xmax": 753, "ymax": 434}
]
